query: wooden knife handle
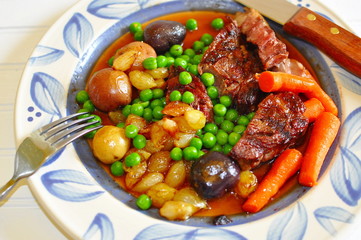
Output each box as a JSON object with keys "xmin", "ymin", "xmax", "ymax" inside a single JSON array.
[{"xmin": 284, "ymin": 7, "xmax": 361, "ymax": 78}]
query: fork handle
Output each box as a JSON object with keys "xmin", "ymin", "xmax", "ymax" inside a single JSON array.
[{"xmin": 0, "ymin": 178, "xmax": 17, "ymax": 201}]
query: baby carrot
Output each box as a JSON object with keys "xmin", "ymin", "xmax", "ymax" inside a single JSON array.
[
  {"xmin": 257, "ymin": 71, "xmax": 316, "ymax": 93},
  {"xmin": 257, "ymin": 71, "xmax": 338, "ymax": 116},
  {"xmin": 299, "ymin": 112, "xmax": 340, "ymax": 187},
  {"xmin": 303, "ymin": 98, "xmax": 325, "ymax": 122},
  {"xmin": 242, "ymin": 149, "xmax": 303, "ymax": 213}
]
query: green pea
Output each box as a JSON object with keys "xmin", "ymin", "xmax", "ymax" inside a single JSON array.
[
  {"xmin": 77, "ymin": 108, "xmax": 90, "ymax": 119},
  {"xmin": 110, "ymin": 161, "xmax": 124, "ymax": 176},
  {"xmin": 186, "ymin": 18, "xmax": 198, "ymax": 30},
  {"xmin": 201, "ymin": 72, "xmax": 215, "ymax": 87},
  {"xmin": 139, "ymin": 89, "xmax": 153, "ymax": 102},
  {"xmin": 219, "ymin": 95, "xmax": 232, "ymax": 108},
  {"xmin": 129, "ymin": 22, "xmax": 142, "ymax": 34},
  {"xmin": 152, "ymin": 106, "xmax": 164, "ymax": 120},
  {"xmin": 181, "ymin": 91, "xmax": 195, "ymax": 104},
  {"xmin": 142, "ymin": 57, "xmax": 157, "ymax": 70},
  {"xmin": 170, "ymin": 44, "xmax": 183, "ymax": 57},
  {"xmin": 143, "ymin": 108, "xmax": 153, "ymax": 122},
  {"xmin": 125, "ymin": 124, "xmax": 139, "ymax": 138},
  {"xmin": 223, "ymin": 143, "xmax": 233, "ymax": 154},
  {"xmin": 202, "ymin": 132, "xmax": 216, "ymax": 149},
  {"xmin": 83, "ymin": 100, "xmax": 95, "ymax": 113},
  {"xmin": 140, "ymin": 101, "xmax": 150, "ymax": 108},
  {"xmin": 152, "ymin": 88, "xmax": 164, "ymax": 99},
  {"xmin": 76, "ymin": 90, "xmax": 90, "ymax": 104},
  {"xmin": 174, "ymin": 57, "xmax": 188, "ymax": 68},
  {"xmin": 198, "ymin": 150, "xmax": 206, "ymax": 158},
  {"xmin": 125, "ymin": 152, "xmax": 141, "ymax": 167},
  {"xmin": 221, "ymin": 120, "xmax": 234, "ymax": 133},
  {"xmin": 170, "ymin": 147, "xmax": 183, "ymax": 161},
  {"xmin": 228, "ymin": 132, "xmax": 241, "ymax": 146},
  {"xmin": 180, "ymin": 54, "xmax": 190, "ymax": 62},
  {"xmin": 188, "ymin": 64, "xmax": 199, "ymax": 76},
  {"xmin": 122, "ymin": 105, "xmax": 131, "ymax": 117},
  {"xmin": 216, "ymin": 130, "xmax": 228, "ymax": 146},
  {"xmin": 183, "ymin": 146, "xmax": 198, "ymax": 161},
  {"xmin": 193, "ymin": 40, "xmax": 205, "ymax": 52},
  {"xmin": 108, "ymin": 56, "xmax": 114, "ymax": 66},
  {"xmin": 211, "ymin": 18, "xmax": 224, "ymax": 30},
  {"xmin": 191, "ymin": 54, "xmax": 203, "ymax": 65},
  {"xmin": 156, "ymin": 55, "xmax": 168, "ymax": 68},
  {"xmin": 116, "ymin": 122, "xmax": 125, "ymax": 128},
  {"xmin": 237, "ymin": 115, "xmax": 250, "ymax": 126},
  {"xmin": 184, "ymin": 48, "xmax": 196, "ymax": 58},
  {"xmin": 211, "ymin": 144, "xmax": 223, "ymax": 152},
  {"xmin": 190, "ymin": 138, "xmax": 203, "ymax": 150},
  {"xmin": 132, "ymin": 98, "xmax": 142, "ymax": 104},
  {"xmin": 200, "ymin": 33, "xmax": 214, "ymax": 46},
  {"xmin": 134, "ymin": 30, "xmax": 144, "ymax": 41},
  {"xmin": 207, "ymin": 86, "xmax": 219, "ymax": 99},
  {"xmin": 233, "ymin": 124, "xmax": 246, "ymax": 134},
  {"xmin": 178, "ymin": 72, "xmax": 191, "ymax": 84},
  {"xmin": 214, "ymin": 115, "xmax": 224, "ymax": 125},
  {"xmin": 213, "ymin": 103, "xmax": 227, "ymax": 117},
  {"xmin": 84, "ymin": 127, "xmax": 97, "ymax": 139},
  {"xmin": 203, "ymin": 123, "xmax": 218, "ymax": 135},
  {"xmin": 150, "ymin": 99, "xmax": 164, "ymax": 109},
  {"xmin": 133, "ymin": 134, "xmax": 146, "ymax": 149},
  {"xmin": 196, "ymin": 129, "xmax": 203, "ymax": 137},
  {"xmin": 202, "ymin": 46, "xmax": 209, "ymax": 54},
  {"xmin": 247, "ymin": 112, "xmax": 256, "ymax": 120},
  {"xmin": 225, "ymin": 109, "xmax": 239, "ymax": 122},
  {"xmin": 131, "ymin": 104, "xmax": 144, "ymax": 117},
  {"xmin": 166, "ymin": 57, "xmax": 175, "ymax": 67},
  {"xmin": 170, "ymin": 90, "xmax": 182, "ymax": 101},
  {"xmin": 136, "ymin": 194, "xmax": 152, "ymax": 210}
]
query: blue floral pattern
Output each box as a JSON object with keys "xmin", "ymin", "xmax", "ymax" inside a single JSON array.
[
  {"xmin": 83, "ymin": 213, "xmax": 115, "ymax": 240},
  {"xmin": 14, "ymin": 0, "xmax": 361, "ymax": 239},
  {"xmin": 41, "ymin": 169, "xmax": 104, "ymax": 202},
  {"xmin": 134, "ymin": 224, "xmax": 246, "ymax": 240},
  {"xmin": 331, "ymin": 107, "xmax": 361, "ymax": 206},
  {"xmin": 314, "ymin": 206, "xmax": 354, "ymax": 236},
  {"xmin": 63, "ymin": 13, "xmax": 94, "ymax": 58}
]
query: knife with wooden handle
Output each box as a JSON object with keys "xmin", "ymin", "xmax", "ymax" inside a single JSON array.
[{"xmin": 235, "ymin": 0, "xmax": 361, "ymax": 78}]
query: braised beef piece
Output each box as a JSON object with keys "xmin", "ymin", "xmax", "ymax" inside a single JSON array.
[
  {"xmin": 235, "ymin": 8, "xmax": 289, "ymax": 70},
  {"xmin": 236, "ymin": 8, "xmax": 313, "ymax": 78},
  {"xmin": 165, "ymin": 66, "xmax": 213, "ymax": 121},
  {"xmin": 198, "ymin": 18, "xmax": 265, "ymax": 114},
  {"xmin": 229, "ymin": 92, "xmax": 309, "ymax": 170}
]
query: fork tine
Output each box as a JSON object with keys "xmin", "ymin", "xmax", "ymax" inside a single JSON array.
[
  {"xmin": 42, "ymin": 116, "xmax": 95, "ymax": 139},
  {"xmin": 48, "ymin": 121, "xmax": 101, "ymax": 144},
  {"xmin": 38, "ymin": 112, "xmax": 89, "ymax": 134},
  {"xmin": 51, "ymin": 125, "xmax": 103, "ymax": 150}
]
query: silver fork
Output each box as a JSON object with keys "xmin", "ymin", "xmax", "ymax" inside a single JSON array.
[{"xmin": 0, "ymin": 112, "xmax": 103, "ymax": 201}]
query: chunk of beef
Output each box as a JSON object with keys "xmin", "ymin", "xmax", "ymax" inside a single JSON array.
[
  {"xmin": 235, "ymin": 8, "xmax": 289, "ymax": 70},
  {"xmin": 166, "ymin": 66, "xmax": 213, "ymax": 121},
  {"xmin": 199, "ymin": 18, "xmax": 265, "ymax": 114},
  {"xmin": 236, "ymin": 8, "xmax": 314, "ymax": 78},
  {"xmin": 229, "ymin": 92, "xmax": 309, "ymax": 170}
]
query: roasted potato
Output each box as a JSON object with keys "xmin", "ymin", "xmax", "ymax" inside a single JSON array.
[{"xmin": 86, "ymin": 68, "xmax": 132, "ymax": 112}]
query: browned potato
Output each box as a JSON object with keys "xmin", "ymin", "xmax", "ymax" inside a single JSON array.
[
  {"xmin": 86, "ymin": 68, "xmax": 132, "ymax": 112},
  {"xmin": 92, "ymin": 126, "xmax": 130, "ymax": 164},
  {"xmin": 114, "ymin": 42, "xmax": 156, "ymax": 71}
]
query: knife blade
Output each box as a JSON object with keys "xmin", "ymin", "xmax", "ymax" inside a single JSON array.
[{"xmin": 235, "ymin": 0, "xmax": 361, "ymax": 78}]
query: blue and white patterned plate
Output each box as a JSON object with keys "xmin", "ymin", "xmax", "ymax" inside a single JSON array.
[{"xmin": 14, "ymin": 0, "xmax": 361, "ymax": 239}]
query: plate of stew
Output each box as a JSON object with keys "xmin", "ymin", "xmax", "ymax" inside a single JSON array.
[{"xmin": 14, "ymin": 0, "xmax": 361, "ymax": 239}]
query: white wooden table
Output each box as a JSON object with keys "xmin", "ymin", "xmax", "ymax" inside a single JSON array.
[{"xmin": 0, "ymin": 0, "xmax": 360, "ymax": 239}]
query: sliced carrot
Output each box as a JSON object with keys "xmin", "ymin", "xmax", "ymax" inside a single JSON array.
[
  {"xmin": 242, "ymin": 149, "xmax": 303, "ymax": 213},
  {"xmin": 257, "ymin": 71, "xmax": 338, "ymax": 116},
  {"xmin": 299, "ymin": 112, "xmax": 340, "ymax": 187},
  {"xmin": 303, "ymin": 98, "xmax": 325, "ymax": 122}
]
